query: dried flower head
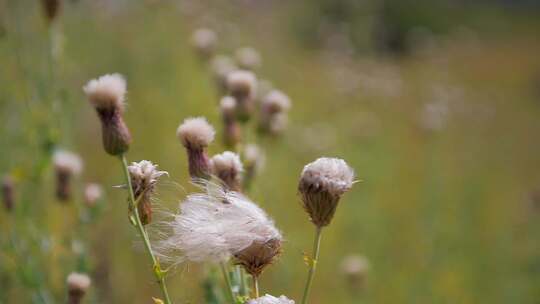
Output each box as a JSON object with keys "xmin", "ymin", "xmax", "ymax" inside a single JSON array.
[
  {"xmin": 177, "ymin": 117, "xmax": 215, "ymax": 179},
  {"xmin": 210, "ymin": 151, "xmax": 243, "ymax": 191},
  {"xmin": 235, "ymin": 47, "xmax": 262, "ymax": 70},
  {"xmin": 84, "ymin": 183, "xmax": 103, "ymax": 207},
  {"xmin": 66, "ymin": 272, "xmax": 91, "ymax": 304},
  {"xmin": 157, "ymin": 183, "xmax": 282, "ymax": 273},
  {"xmin": 243, "ymin": 144, "xmax": 265, "ymax": 190},
  {"xmin": 41, "ymin": 0, "xmax": 61, "ymax": 23},
  {"xmin": 128, "ymin": 160, "xmax": 168, "ymax": 225},
  {"xmin": 227, "ymin": 70, "xmax": 257, "ymax": 121},
  {"xmin": 83, "ymin": 73, "xmax": 131, "ymax": 155},
  {"xmin": 341, "ymin": 255, "xmax": 369, "ymax": 289},
  {"xmin": 248, "ymin": 294, "xmax": 295, "ymax": 304},
  {"xmin": 220, "ymin": 96, "xmax": 241, "ymax": 148},
  {"xmin": 211, "ymin": 55, "xmax": 237, "ymax": 94},
  {"xmin": 298, "ymin": 157, "xmax": 355, "ymax": 227},
  {"xmin": 192, "ymin": 28, "xmax": 217, "ymax": 59},
  {"xmin": 2, "ymin": 175, "xmax": 15, "ymax": 211},
  {"xmin": 262, "ymin": 90, "xmax": 291, "ymax": 114},
  {"xmin": 259, "ymin": 90, "xmax": 291, "ymax": 135},
  {"xmin": 53, "ymin": 150, "xmax": 83, "ymax": 202}
]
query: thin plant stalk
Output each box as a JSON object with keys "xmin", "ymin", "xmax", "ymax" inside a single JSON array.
[
  {"xmin": 252, "ymin": 275, "xmax": 259, "ymax": 298},
  {"xmin": 120, "ymin": 155, "xmax": 173, "ymax": 304},
  {"xmin": 220, "ymin": 262, "xmax": 236, "ymax": 303},
  {"xmin": 301, "ymin": 227, "xmax": 323, "ymax": 304},
  {"xmin": 238, "ymin": 266, "xmax": 248, "ymax": 296}
]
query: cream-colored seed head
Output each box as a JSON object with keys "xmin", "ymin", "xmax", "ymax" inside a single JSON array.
[
  {"xmin": 66, "ymin": 272, "xmax": 91, "ymax": 292},
  {"xmin": 176, "ymin": 117, "xmax": 216, "ymax": 149},
  {"xmin": 83, "ymin": 73, "xmax": 127, "ymax": 112},
  {"xmin": 300, "ymin": 157, "xmax": 354, "ymax": 196},
  {"xmin": 220, "ymin": 96, "xmax": 237, "ymax": 116},
  {"xmin": 192, "ymin": 28, "xmax": 217, "ymax": 56},
  {"xmin": 341, "ymin": 255, "xmax": 370, "ymax": 276},
  {"xmin": 235, "ymin": 47, "xmax": 262, "ymax": 70},
  {"xmin": 247, "ymin": 294, "xmax": 295, "ymax": 304},
  {"xmin": 227, "ymin": 70, "xmax": 257, "ymax": 98},
  {"xmin": 53, "ymin": 150, "xmax": 83, "ymax": 175},
  {"xmin": 84, "ymin": 183, "xmax": 103, "ymax": 206},
  {"xmin": 128, "ymin": 160, "xmax": 168, "ymax": 190},
  {"xmin": 262, "ymin": 90, "xmax": 291, "ymax": 113},
  {"xmin": 211, "ymin": 151, "xmax": 243, "ymax": 176}
]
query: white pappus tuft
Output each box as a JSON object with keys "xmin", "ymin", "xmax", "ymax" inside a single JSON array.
[
  {"xmin": 176, "ymin": 117, "xmax": 216, "ymax": 149},
  {"xmin": 53, "ymin": 150, "xmax": 83, "ymax": 175},
  {"xmin": 248, "ymin": 294, "xmax": 295, "ymax": 304},
  {"xmin": 300, "ymin": 157, "xmax": 354, "ymax": 197},
  {"xmin": 83, "ymin": 73, "xmax": 127, "ymax": 112}
]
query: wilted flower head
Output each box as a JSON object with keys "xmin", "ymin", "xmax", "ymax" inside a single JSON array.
[
  {"xmin": 220, "ymin": 96, "xmax": 241, "ymax": 148},
  {"xmin": 41, "ymin": 0, "xmax": 61, "ymax": 23},
  {"xmin": 211, "ymin": 151, "xmax": 243, "ymax": 191},
  {"xmin": 298, "ymin": 157, "xmax": 355, "ymax": 227},
  {"xmin": 53, "ymin": 150, "xmax": 83, "ymax": 202},
  {"xmin": 2, "ymin": 175, "xmax": 15, "ymax": 211},
  {"xmin": 248, "ymin": 294, "xmax": 295, "ymax": 304},
  {"xmin": 128, "ymin": 160, "xmax": 168, "ymax": 225},
  {"xmin": 66, "ymin": 272, "xmax": 91, "ymax": 304},
  {"xmin": 84, "ymin": 183, "xmax": 103, "ymax": 207},
  {"xmin": 227, "ymin": 70, "xmax": 257, "ymax": 121},
  {"xmin": 192, "ymin": 28, "xmax": 217, "ymax": 59},
  {"xmin": 83, "ymin": 73, "xmax": 131, "ymax": 155},
  {"xmin": 211, "ymin": 55, "xmax": 237, "ymax": 93},
  {"xmin": 259, "ymin": 90, "xmax": 291, "ymax": 135},
  {"xmin": 235, "ymin": 47, "xmax": 262, "ymax": 70},
  {"xmin": 243, "ymin": 144, "xmax": 265, "ymax": 190},
  {"xmin": 177, "ymin": 117, "xmax": 215, "ymax": 179},
  {"xmin": 157, "ymin": 183, "xmax": 282, "ymax": 275}
]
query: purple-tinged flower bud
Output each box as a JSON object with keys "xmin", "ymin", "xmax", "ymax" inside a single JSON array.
[
  {"xmin": 83, "ymin": 74, "xmax": 131, "ymax": 156},
  {"xmin": 210, "ymin": 151, "xmax": 243, "ymax": 192},
  {"xmin": 53, "ymin": 150, "xmax": 83, "ymax": 202},
  {"xmin": 227, "ymin": 70, "xmax": 257, "ymax": 122},
  {"xmin": 66, "ymin": 272, "xmax": 91, "ymax": 304},
  {"xmin": 192, "ymin": 28, "xmax": 217, "ymax": 60},
  {"xmin": 2, "ymin": 175, "xmax": 15, "ymax": 211},
  {"xmin": 220, "ymin": 96, "xmax": 241, "ymax": 148},
  {"xmin": 177, "ymin": 117, "xmax": 215, "ymax": 180},
  {"xmin": 128, "ymin": 160, "xmax": 168, "ymax": 225},
  {"xmin": 298, "ymin": 157, "xmax": 355, "ymax": 227},
  {"xmin": 235, "ymin": 47, "xmax": 261, "ymax": 71}
]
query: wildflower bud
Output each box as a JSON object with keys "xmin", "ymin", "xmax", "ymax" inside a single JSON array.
[
  {"xmin": 84, "ymin": 183, "xmax": 103, "ymax": 207},
  {"xmin": 341, "ymin": 255, "xmax": 369, "ymax": 290},
  {"xmin": 2, "ymin": 175, "xmax": 15, "ymax": 211},
  {"xmin": 235, "ymin": 47, "xmax": 261, "ymax": 70},
  {"xmin": 242, "ymin": 144, "xmax": 265, "ymax": 190},
  {"xmin": 227, "ymin": 70, "xmax": 257, "ymax": 122},
  {"xmin": 41, "ymin": 0, "xmax": 61, "ymax": 23},
  {"xmin": 66, "ymin": 272, "xmax": 91, "ymax": 304},
  {"xmin": 259, "ymin": 90, "xmax": 291, "ymax": 135},
  {"xmin": 210, "ymin": 151, "xmax": 243, "ymax": 191},
  {"xmin": 83, "ymin": 74, "xmax": 131, "ymax": 156},
  {"xmin": 128, "ymin": 160, "xmax": 168, "ymax": 225},
  {"xmin": 176, "ymin": 117, "xmax": 215, "ymax": 180},
  {"xmin": 298, "ymin": 157, "xmax": 355, "ymax": 227},
  {"xmin": 211, "ymin": 55, "xmax": 237, "ymax": 94},
  {"xmin": 248, "ymin": 294, "xmax": 295, "ymax": 304},
  {"xmin": 192, "ymin": 28, "xmax": 217, "ymax": 60},
  {"xmin": 234, "ymin": 238, "xmax": 282, "ymax": 278},
  {"xmin": 53, "ymin": 150, "xmax": 83, "ymax": 202},
  {"xmin": 220, "ymin": 96, "xmax": 241, "ymax": 148}
]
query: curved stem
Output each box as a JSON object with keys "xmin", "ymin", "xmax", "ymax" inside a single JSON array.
[
  {"xmin": 120, "ymin": 155, "xmax": 173, "ymax": 304},
  {"xmin": 301, "ymin": 226, "xmax": 323, "ymax": 304},
  {"xmin": 252, "ymin": 275, "xmax": 259, "ymax": 298},
  {"xmin": 220, "ymin": 262, "xmax": 236, "ymax": 303}
]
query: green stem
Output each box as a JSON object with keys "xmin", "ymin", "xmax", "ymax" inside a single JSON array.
[
  {"xmin": 301, "ymin": 226, "xmax": 323, "ymax": 304},
  {"xmin": 252, "ymin": 275, "xmax": 259, "ymax": 298},
  {"xmin": 238, "ymin": 266, "xmax": 247, "ymax": 297},
  {"xmin": 220, "ymin": 262, "xmax": 236, "ymax": 303},
  {"xmin": 120, "ymin": 155, "xmax": 173, "ymax": 304}
]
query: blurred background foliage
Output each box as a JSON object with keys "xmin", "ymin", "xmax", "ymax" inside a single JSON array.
[{"xmin": 1, "ymin": 0, "xmax": 540, "ymax": 303}]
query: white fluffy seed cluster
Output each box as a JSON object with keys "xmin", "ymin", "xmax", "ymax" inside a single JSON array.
[
  {"xmin": 227, "ymin": 70, "xmax": 257, "ymax": 98},
  {"xmin": 66, "ymin": 272, "xmax": 91, "ymax": 292},
  {"xmin": 84, "ymin": 183, "xmax": 103, "ymax": 205},
  {"xmin": 211, "ymin": 151, "xmax": 243, "ymax": 176},
  {"xmin": 262, "ymin": 90, "xmax": 291, "ymax": 113},
  {"xmin": 235, "ymin": 47, "xmax": 261, "ymax": 70},
  {"xmin": 341, "ymin": 255, "xmax": 370, "ymax": 276},
  {"xmin": 128, "ymin": 160, "xmax": 168, "ymax": 190},
  {"xmin": 157, "ymin": 183, "xmax": 281, "ymax": 264},
  {"xmin": 220, "ymin": 96, "xmax": 237, "ymax": 115},
  {"xmin": 244, "ymin": 144, "xmax": 265, "ymax": 172},
  {"xmin": 247, "ymin": 294, "xmax": 295, "ymax": 304},
  {"xmin": 300, "ymin": 157, "xmax": 355, "ymax": 196},
  {"xmin": 53, "ymin": 150, "xmax": 83, "ymax": 175},
  {"xmin": 192, "ymin": 28, "xmax": 217, "ymax": 54},
  {"xmin": 176, "ymin": 117, "xmax": 216, "ymax": 149},
  {"xmin": 83, "ymin": 73, "xmax": 127, "ymax": 111}
]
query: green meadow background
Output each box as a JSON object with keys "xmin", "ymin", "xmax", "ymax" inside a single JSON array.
[{"xmin": 1, "ymin": 0, "xmax": 539, "ymax": 303}]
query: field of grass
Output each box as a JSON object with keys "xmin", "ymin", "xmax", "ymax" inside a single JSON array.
[{"xmin": 1, "ymin": 1, "xmax": 539, "ymax": 303}]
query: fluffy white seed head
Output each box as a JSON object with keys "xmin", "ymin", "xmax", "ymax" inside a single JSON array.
[
  {"xmin": 66, "ymin": 272, "xmax": 91, "ymax": 292},
  {"xmin": 235, "ymin": 47, "xmax": 262, "ymax": 70},
  {"xmin": 300, "ymin": 157, "xmax": 354, "ymax": 197},
  {"xmin": 83, "ymin": 73, "xmax": 126, "ymax": 112},
  {"xmin": 84, "ymin": 183, "xmax": 103, "ymax": 206},
  {"xmin": 176, "ymin": 117, "xmax": 216, "ymax": 149},
  {"xmin": 211, "ymin": 151, "xmax": 243, "ymax": 176},
  {"xmin": 220, "ymin": 96, "xmax": 237, "ymax": 116},
  {"xmin": 53, "ymin": 150, "xmax": 83, "ymax": 175},
  {"xmin": 262, "ymin": 90, "xmax": 291, "ymax": 114},
  {"xmin": 157, "ymin": 182, "xmax": 281, "ymax": 265},
  {"xmin": 248, "ymin": 295, "xmax": 295, "ymax": 304},
  {"xmin": 128, "ymin": 160, "xmax": 168, "ymax": 191},
  {"xmin": 192, "ymin": 28, "xmax": 217, "ymax": 56},
  {"xmin": 227, "ymin": 70, "xmax": 257, "ymax": 98},
  {"xmin": 244, "ymin": 144, "xmax": 265, "ymax": 172},
  {"xmin": 341, "ymin": 255, "xmax": 370, "ymax": 276}
]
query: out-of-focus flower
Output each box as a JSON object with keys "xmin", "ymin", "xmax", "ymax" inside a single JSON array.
[
  {"xmin": 192, "ymin": 28, "xmax": 217, "ymax": 60},
  {"xmin": 53, "ymin": 150, "xmax": 83, "ymax": 202},
  {"xmin": 66, "ymin": 272, "xmax": 91, "ymax": 304},
  {"xmin": 176, "ymin": 117, "xmax": 215, "ymax": 180},
  {"xmin": 210, "ymin": 151, "xmax": 243, "ymax": 191},
  {"xmin": 235, "ymin": 47, "xmax": 262, "ymax": 70}
]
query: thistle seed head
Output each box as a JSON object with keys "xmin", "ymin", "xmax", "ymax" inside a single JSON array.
[
  {"xmin": 298, "ymin": 157, "xmax": 355, "ymax": 227},
  {"xmin": 341, "ymin": 255, "xmax": 369, "ymax": 290},
  {"xmin": 177, "ymin": 117, "xmax": 216, "ymax": 150},
  {"xmin": 211, "ymin": 55, "xmax": 237, "ymax": 93},
  {"xmin": 235, "ymin": 47, "xmax": 262, "ymax": 70},
  {"xmin": 210, "ymin": 151, "xmax": 243, "ymax": 191},
  {"xmin": 261, "ymin": 90, "xmax": 291, "ymax": 114},
  {"xmin": 192, "ymin": 28, "xmax": 217, "ymax": 59},
  {"xmin": 234, "ymin": 237, "xmax": 282, "ymax": 277},
  {"xmin": 242, "ymin": 144, "xmax": 265, "ymax": 190},
  {"xmin": 2, "ymin": 175, "xmax": 15, "ymax": 211},
  {"xmin": 53, "ymin": 150, "xmax": 83, "ymax": 202},
  {"xmin": 128, "ymin": 160, "xmax": 168, "ymax": 225},
  {"xmin": 247, "ymin": 294, "xmax": 295, "ymax": 304},
  {"xmin": 66, "ymin": 272, "xmax": 91, "ymax": 304},
  {"xmin": 84, "ymin": 183, "xmax": 103, "ymax": 207},
  {"xmin": 227, "ymin": 70, "xmax": 257, "ymax": 121},
  {"xmin": 220, "ymin": 96, "xmax": 241, "ymax": 147}
]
